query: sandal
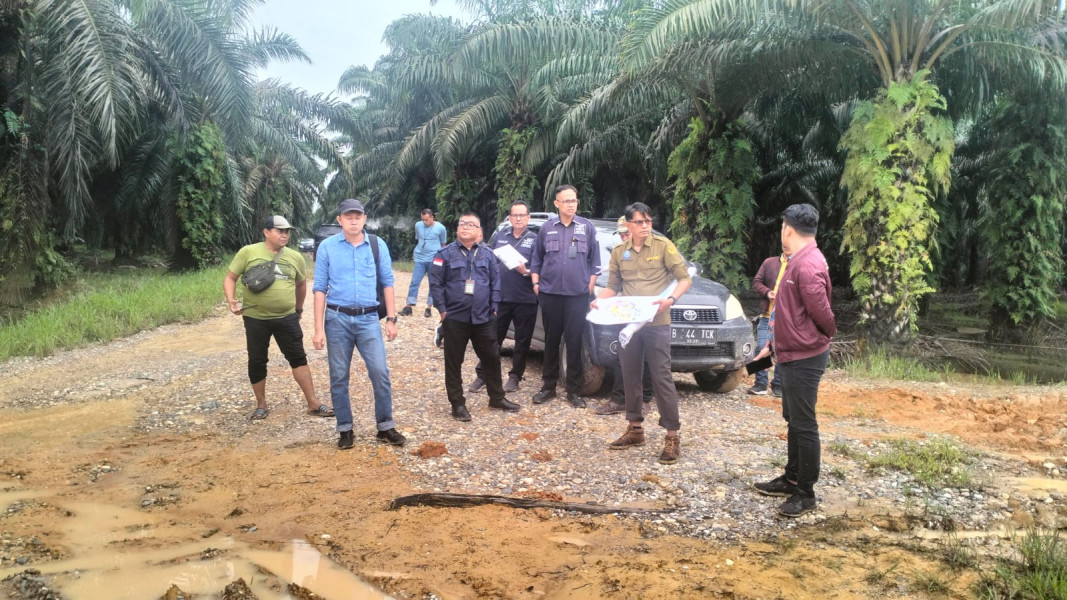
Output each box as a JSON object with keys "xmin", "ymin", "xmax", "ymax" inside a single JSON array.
[
  {"xmin": 250, "ymin": 407, "xmax": 269, "ymax": 420},
  {"xmin": 307, "ymin": 405, "xmax": 334, "ymax": 417}
]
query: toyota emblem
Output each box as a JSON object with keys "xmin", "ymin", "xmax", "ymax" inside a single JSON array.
[{"xmin": 683, "ymin": 309, "xmax": 698, "ymax": 321}]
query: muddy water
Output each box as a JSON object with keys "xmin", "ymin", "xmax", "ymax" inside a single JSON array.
[{"xmin": 0, "ymin": 490, "xmax": 387, "ymax": 599}]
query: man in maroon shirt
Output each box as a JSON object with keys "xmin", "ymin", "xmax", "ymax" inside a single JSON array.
[{"xmin": 751, "ymin": 204, "xmax": 836, "ymax": 517}]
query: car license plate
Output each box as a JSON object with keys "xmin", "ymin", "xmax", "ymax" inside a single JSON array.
[{"xmin": 671, "ymin": 326, "xmax": 713, "ymax": 345}]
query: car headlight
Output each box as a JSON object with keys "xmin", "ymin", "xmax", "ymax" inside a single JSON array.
[{"xmin": 725, "ymin": 295, "xmax": 745, "ymax": 321}]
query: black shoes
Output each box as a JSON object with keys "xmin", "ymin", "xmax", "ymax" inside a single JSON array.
[
  {"xmin": 376, "ymin": 428, "xmax": 406, "ymax": 446},
  {"xmin": 467, "ymin": 377, "xmax": 486, "ymax": 392},
  {"xmin": 771, "ymin": 386, "xmax": 783, "ymax": 398},
  {"xmin": 399, "ymin": 305, "xmax": 413, "ymax": 316},
  {"xmin": 451, "ymin": 405, "xmax": 472, "ymax": 421},
  {"xmin": 531, "ymin": 388, "xmax": 557, "ymax": 404},
  {"xmin": 567, "ymin": 392, "xmax": 586, "ymax": 408},
  {"xmin": 778, "ymin": 494, "xmax": 818, "ymax": 518},
  {"xmin": 753, "ymin": 475, "xmax": 799, "ymax": 497},
  {"xmin": 337, "ymin": 430, "xmax": 354, "ymax": 450},
  {"xmin": 503, "ymin": 374, "xmax": 521, "ymax": 393},
  {"xmin": 434, "ymin": 325, "xmax": 444, "ymax": 349},
  {"xmin": 488, "ymin": 398, "xmax": 521, "ymax": 412},
  {"xmin": 424, "ymin": 307, "xmax": 432, "ymax": 318}
]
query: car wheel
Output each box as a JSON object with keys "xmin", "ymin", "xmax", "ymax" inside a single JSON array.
[
  {"xmin": 694, "ymin": 369, "xmax": 743, "ymax": 394},
  {"xmin": 559, "ymin": 339, "xmax": 606, "ymax": 396}
]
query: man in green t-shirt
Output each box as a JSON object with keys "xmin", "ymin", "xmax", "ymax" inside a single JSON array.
[{"xmin": 223, "ymin": 216, "xmax": 332, "ymax": 420}]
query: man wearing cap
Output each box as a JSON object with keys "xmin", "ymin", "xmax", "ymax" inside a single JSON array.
[
  {"xmin": 529, "ymin": 184, "xmax": 600, "ymax": 408},
  {"xmin": 430, "ymin": 212, "xmax": 520, "ymax": 421},
  {"xmin": 312, "ymin": 199, "xmax": 406, "ymax": 449},
  {"xmin": 468, "ymin": 200, "xmax": 538, "ymax": 394},
  {"xmin": 224, "ymin": 216, "xmax": 332, "ymax": 421},
  {"xmin": 400, "ymin": 208, "xmax": 447, "ymax": 318}
]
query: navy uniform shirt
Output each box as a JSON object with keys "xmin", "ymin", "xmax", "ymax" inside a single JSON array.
[
  {"xmin": 429, "ymin": 241, "xmax": 500, "ymax": 324},
  {"xmin": 488, "ymin": 226, "xmax": 538, "ymax": 304},
  {"xmin": 530, "ymin": 216, "xmax": 600, "ymax": 296}
]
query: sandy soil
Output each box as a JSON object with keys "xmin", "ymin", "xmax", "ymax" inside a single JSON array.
[{"xmin": 1, "ymin": 272, "xmax": 1065, "ymax": 599}]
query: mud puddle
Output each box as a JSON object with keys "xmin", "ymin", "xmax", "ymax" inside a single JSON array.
[{"xmin": 0, "ymin": 490, "xmax": 386, "ymax": 599}]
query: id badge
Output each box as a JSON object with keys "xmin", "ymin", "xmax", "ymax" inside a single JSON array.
[
  {"xmin": 568, "ymin": 244, "xmax": 577, "ymax": 259},
  {"xmin": 464, "ymin": 279, "xmax": 475, "ymax": 295}
]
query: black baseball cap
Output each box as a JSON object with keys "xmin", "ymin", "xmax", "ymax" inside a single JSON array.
[{"xmin": 338, "ymin": 199, "xmax": 366, "ymax": 214}]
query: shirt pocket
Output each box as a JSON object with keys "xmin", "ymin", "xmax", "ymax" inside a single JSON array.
[
  {"xmin": 449, "ymin": 257, "xmax": 467, "ymax": 279},
  {"xmin": 574, "ymin": 238, "xmax": 589, "ymax": 254},
  {"xmin": 545, "ymin": 238, "xmax": 561, "ymax": 253}
]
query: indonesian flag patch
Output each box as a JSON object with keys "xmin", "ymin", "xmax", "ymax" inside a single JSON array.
[{"xmin": 433, "ymin": 257, "xmax": 445, "ymax": 267}]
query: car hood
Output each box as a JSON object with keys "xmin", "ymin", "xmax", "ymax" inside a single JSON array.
[{"xmin": 676, "ymin": 275, "xmax": 732, "ymax": 306}]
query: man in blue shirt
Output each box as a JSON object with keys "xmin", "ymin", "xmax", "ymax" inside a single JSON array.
[
  {"xmin": 429, "ymin": 212, "xmax": 520, "ymax": 421},
  {"xmin": 312, "ymin": 199, "xmax": 405, "ymax": 449},
  {"xmin": 468, "ymin": 200, "xmax": 539, "ymax": 394},
  {"xmin": 529, "ymin": 185, "xmax": 600, "ymax": 408},
  {"xmin": 400, "ymin": 208, "xmax": 447, "ymax": 318}
]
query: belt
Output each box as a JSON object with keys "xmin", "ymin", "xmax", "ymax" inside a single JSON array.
[{"xmin": 326, "ymin": 303, "xmax": 379, "ymax": 316}]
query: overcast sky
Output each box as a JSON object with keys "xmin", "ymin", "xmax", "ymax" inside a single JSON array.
[{"xmin": 252, "ymin": 0, "xmax": 467, "ymax": 98}]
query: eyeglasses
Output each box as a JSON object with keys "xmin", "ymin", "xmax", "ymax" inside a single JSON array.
[
  {"xmin": 509, "ymin": 213, "xmax": 529, "ymax": 218},
  {"xmin": 458, "ymin": 221, "xmax": 481, "ymax": 229},
  {"xmin": 628, "ymin": 219, "xmax": 652, "ymax": 226}
]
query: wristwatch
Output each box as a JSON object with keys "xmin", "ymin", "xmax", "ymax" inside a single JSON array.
[
  {"xmin": 666, "ymin": 296, "xmax": 677, "ymax": 304},
  {"xmin": 386, "ymin": 316, "xmax": 397, "ymax": 323}
]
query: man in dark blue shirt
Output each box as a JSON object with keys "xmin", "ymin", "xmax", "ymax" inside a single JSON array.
[
  {"xmin": 529, "ymin": 185, "xmax": 600, "ymax": 407},
  {"xmin": 430, "ymin": 212, "xmax": 521, "ymax": 421},
  {"xmin": 469, "ymin": 201, "xmax": 539, "ymax": 394}
]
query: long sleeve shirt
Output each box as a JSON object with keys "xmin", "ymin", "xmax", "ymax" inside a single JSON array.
[{"xmin": 770, "ymin": 242, "xmax": 835, "ymax": 363}]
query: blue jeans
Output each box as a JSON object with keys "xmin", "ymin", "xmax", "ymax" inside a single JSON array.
[
  {"xmin": 406, "ymin": 261, "xmax": 434, "ymax": 307},
  {"xmin": 755, "ymin": 316, "xmax": 782, "ymax": 390},
  {"xmin": 324, "ymin": 310, "xmax": 396, "ymax": 433}
]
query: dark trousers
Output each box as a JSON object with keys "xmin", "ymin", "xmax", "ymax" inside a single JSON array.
[
  {"xmin": 538, "ymin": 293, "xmax": 589, "ymax": 394},
  {"xmin": 619, "ymin": 325, "xmax": 680, "ymax": 431},
  {"xmin": 475, "ymin": 301, "xmax": 538, "ymax": 379},
  {"xmin": 442, "ymin": 318, "xmax": 506, "ymax": 406},
  {"xmin": 779, "ymin": 350, "xmax": 829, "ymax": 495},
  {"xmin": 242, "ymin": 313, "xmax": 307, "ymax": 384},
  {"xmin": 611, "ymin": 360, "xmax": 653, "ymax": 403}
]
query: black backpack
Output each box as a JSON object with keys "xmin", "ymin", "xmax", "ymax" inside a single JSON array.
[{"xmin": 368, "ymin": 234, "xmax": 387, "ymax": 320}]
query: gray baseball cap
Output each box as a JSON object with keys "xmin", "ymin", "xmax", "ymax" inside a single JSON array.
[{"xmin": 264, "ymin": 215, "xmax": 294, "ymax": 230}]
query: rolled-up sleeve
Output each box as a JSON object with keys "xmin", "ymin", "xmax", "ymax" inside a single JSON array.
[{"xmin": 376, "ymin": 237, "xmax": 395, "ymax": 288}]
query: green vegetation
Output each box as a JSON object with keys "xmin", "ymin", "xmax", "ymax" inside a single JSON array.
[
  {"xmin": 977, "ymin": 530, "xmax": 1067, "ymax": 600},
  {"xmin": 0, "ymin": 267, "xmax": 226, "ymax": 359},
  {"xmin": 866, "ymin": 437, "xmax": 976, "ymax": 488},
  {"xmin": 840, "ymin": 349, "xmax": 942, "ymax": 382}
]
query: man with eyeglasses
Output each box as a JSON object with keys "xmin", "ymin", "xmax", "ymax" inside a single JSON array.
[
  {"xmin": 469, "ymin": 200, "xmax": 539, "ymax": 394},
  {"xmin": 593, "ymin": 202, "xmax": 691, "ymax": 465},
  {"xmin": 430, "ymin": 212, "xmax": 521, "ymax": 421},
  {"xmin": 529, "ymin": 185, "xmax": 600, "ymax": 408}
]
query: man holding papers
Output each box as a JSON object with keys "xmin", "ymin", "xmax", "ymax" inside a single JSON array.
[
  {"xmin": 469, "ymin": 201, "xmax": 539, "ymax": 393},
  {"xmin": 592, "ymin": 202, "xmax": 691, "ymax": 464}
]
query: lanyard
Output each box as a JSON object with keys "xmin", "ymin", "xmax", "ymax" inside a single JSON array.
[{"xmin": 461, "ymin": 246, "xmax": 479, "ymax": 280}]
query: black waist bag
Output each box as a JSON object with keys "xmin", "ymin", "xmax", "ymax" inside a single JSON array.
[{"xmin": 242, "ymin": 249, "xmax": 283, "ymax": 293}]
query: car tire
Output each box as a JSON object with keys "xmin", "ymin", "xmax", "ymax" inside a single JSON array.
[
  {"xmin": 694, "ymin": 369, "xmax": 743, "ymax": 394},
  {"xmin": 559, "ymin": 339, "xmax": 606, "ymax": 396}
]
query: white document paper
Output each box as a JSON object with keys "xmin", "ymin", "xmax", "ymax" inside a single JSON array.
[
  {"xmin": 587, "ymin": 281, "xmax": 678, "ymax": 348},
  {"xmin": 492, "ymin": 244, "xmax": 527, "ymax": 270}
]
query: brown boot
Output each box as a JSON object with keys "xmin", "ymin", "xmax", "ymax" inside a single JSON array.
[
  {"xmin": 658, "ymin": 435, "xmax": 681, "ymax": 464},
  {"xmin": 609, "ymin": 425, "xmax": 645, "ymax": 449}
]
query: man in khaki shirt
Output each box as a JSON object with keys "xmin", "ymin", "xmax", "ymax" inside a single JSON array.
[{"xmin": 592, "ymin": 202, "xmax": 691, "ymax": 464}]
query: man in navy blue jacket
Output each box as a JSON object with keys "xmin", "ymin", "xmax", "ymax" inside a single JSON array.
[{"xmin": 430, "ymin": 212, "xmax": 521, "ymax": 421}]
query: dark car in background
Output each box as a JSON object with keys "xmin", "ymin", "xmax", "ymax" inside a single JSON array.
[
  {"xmin": 312, "ymin": 223, "xmax": 342, "ymax": 256},
  {"xmin": 496, "ymin": 215, "xmax": 756, "ymax": 395},
  {"xmin": 298, "ymin": 237, "xmax": 315, "ymax": 253}
]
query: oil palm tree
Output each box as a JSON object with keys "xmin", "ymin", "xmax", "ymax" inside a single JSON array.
[{"xmin": 620, "ymin": 0, "xmax": 1067, "ymax": 345}]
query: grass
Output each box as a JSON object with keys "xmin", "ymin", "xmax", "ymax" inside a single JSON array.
[
  {"xmin": 865, "ymin": 437, "xmax": 976, "ymax": 489},
  {"xmin": 841, "ymin": 349, "xmax": 943, "ymax": 382},
  {"xmin": 977, "ymin": 530, "xmax": 1067, "ymax": 600},
  {"xmin": 827, "ymin": 441, "xmax": 866, "ymax": 460},
  {"xmin": 0, "ymin": 266, "xmax": 227, "ymax": 359},
  {"xmin": 392, "ymin": 260, "xmax": 414, "ymax": 272}
]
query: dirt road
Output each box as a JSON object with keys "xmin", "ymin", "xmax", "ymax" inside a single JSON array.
[{"xmin": 1, "ymin": 273, "xmax": 1065, "ymax": 599}]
